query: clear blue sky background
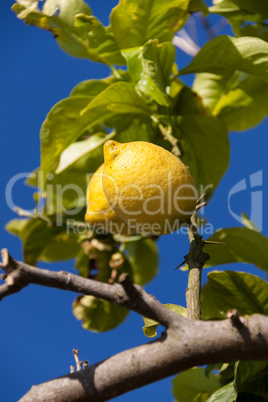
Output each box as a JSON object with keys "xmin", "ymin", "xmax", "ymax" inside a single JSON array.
[{"xmin": 1, "ymin": 1, "xmax": 267, "ymax": 401}]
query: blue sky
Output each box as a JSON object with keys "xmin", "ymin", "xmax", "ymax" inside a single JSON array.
[{"xmin": 1, "ymin": 1, "xmax": 268, "ymax": 401}]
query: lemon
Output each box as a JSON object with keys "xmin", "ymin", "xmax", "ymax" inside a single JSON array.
[
  {"xmin": 85, "ymin": 164, "xmax": 136, "ymax": 235},
  {"xmin": 102, "ymin": 140, "xmax": 197, "ymax": 235}
]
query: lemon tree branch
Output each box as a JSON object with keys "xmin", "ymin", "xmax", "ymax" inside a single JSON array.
[
  {"xmin": 0, "ymin": 249, "xmax": 179, "ymax": 329},
  {"xmin": 185, "ymin": 215, "xmax": 210, "ymax": 320}
]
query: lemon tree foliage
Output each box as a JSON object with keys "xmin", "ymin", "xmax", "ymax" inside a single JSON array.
[{"xmin": 8, "ymin": 0, "xmax": 268, "ymax": 400}]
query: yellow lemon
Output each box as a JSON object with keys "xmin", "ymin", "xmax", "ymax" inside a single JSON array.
[
  {"xmin": 85, "ymin": 164, "xmax": 136, "ymax": 235},
  {"xmin": 102, "ymin": 140, "xmax": 197, "ymax": 235}
]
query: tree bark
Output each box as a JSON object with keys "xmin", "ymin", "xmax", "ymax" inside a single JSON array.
[{"xmin": 1, "ymin": 249, "xmax": 268, "ymax": 401}]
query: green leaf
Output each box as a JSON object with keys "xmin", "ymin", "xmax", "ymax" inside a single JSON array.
[
  {"xmin": 70, "ymin": 79, "xmax": 111, "ymax": 97},
  {"xmin": 204, "ymin": 227, "xmax": 268, "ymax": 273},
  {"xmin": 206, "ymin": 382, "xmax": 237, "ymax": 402},
  {"xmin": 40, "ymin": 83, "xmax": 151, "ymax": 187},
  {"xmin": 209, "ymin": 0, "xmax": 268, "ymax": 17},
  {"xmin": 193, "ymin": 71, "xmax": 240, "ymax": 112},
  {"xmin": 174, "ymin": 115, "xmax": 229, "ymax": 198},
  {"xmin": 125, "ymin": 238, "xmax": 158, "ymax": 286},
  {"xmin": 73, "ymin": 295, "xmax": 129, "ymax": 332},
  {"xmin": 143, "ymin": 304, "xmax": 186, "ymax": 337},
  {"xmin": 172, "ymin": 367, "xmax": 221, "ymax": 402},
  {"xmin": 201, "ymin": 271, "xmax": 268, "ymax": 320},
  {"xmin": 75, "ymin": 248, "xmax": 90, "ymax": 278},
  {"xmin": 235, "ymin": 361, "xmax": 268, "ymax": 398},
  {"xmin": 180, "ymin": 35, "xmax": 268, "ymax": 82},
  {"xmin": 13, "ymin": 1, "xmax": 124, "ymax": 64},
  {"xmin": 6, "ymin": 218, "xmax": 79, "ymax": 265},
  {"xmin": 55, "ymin": 133, "xmax": 109, "ymax": 174},
  {"xmin": 241, "ymin": 213, "xmax": 260, "ymax": 232},
  {"xmin": 123, "ymin": 40, "xmax": 175, "ymax": 106},
  {"xmin": 214, "ymin": 76, "xmax": 268, "ymax": 131},
  {"xmin": 5, "ymin": 219, "xmax": 29, "ymax": 236},
  {"xmin": 110, "ymin": 0, "xmax": 189, "ymax": 49},
  {"xmin": 188, "ymin": 0, "xmax": 208, "ymax": 14}
]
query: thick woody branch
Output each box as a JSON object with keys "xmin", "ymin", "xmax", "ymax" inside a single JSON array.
[
  {"xmin": 2, "ymin": 249, "xmax": 268, "ymax": 402},
  {"xmin": 0, "ymin": 249, "xmax": 179, "ymax": 328},
  {"xmin": 19, "ymin": 313, "xmax": 268, "ymax": 401}
]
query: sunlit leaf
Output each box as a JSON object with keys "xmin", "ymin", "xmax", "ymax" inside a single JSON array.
[
  {"xmin": 214, "ymin": 76, "xmax": 268, "ymax": 131},
  {"xmin": 201, "ymin": 271, "xmax": 268, "ymax": 320},
  {"xmin": 40, "ymin": 83, "xmax": 151, "ymax": 187},
  {"xmin": 142, "ymin": 304, "xmax": 186, "ymax": 337},
  {"xmin": 110, "ymin": 0, "xmax": 189, "ymax": 49},
  {"xmin": 13, "ymin": 0, "xmax": 124, "ymax": 64},
  {"xmin": 180, "ymin": 36, "xmax": 268, "ymax": 82},
  {"xmin": 204, "ymin": 227, "xmax": 268, "ymax": 273},
  {"xmin": 55, "ymin": 133, "xmax": 110, "ymax": 174},
  {"xmin": 172, "ymin": 367, "xmax": 221, "ymax": 402},
  {"xmin": 73, "ymin": 295, "xmax": 129, "ymax": 332},
  {"xmin": 206, "ymin": 382, "xmax": 236, "ymax": 402}
]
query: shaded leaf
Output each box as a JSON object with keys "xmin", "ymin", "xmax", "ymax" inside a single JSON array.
[
  {"xmin": 172, "ymin": 367, "xmax": 221, "ymax": 402},
  {"xmin": 6, "ymin": 218, "xmax": 79, "ymax": 265},
  {"xmin": 201, "ymin": 271, "xmax": 268, "ymax": 320},
  {"xmin": 204, "ymin": 227, "xmax": 268, "ymax": 273},
  {"xmin": 125, "ymin": 238, "xmax": 158, "ymax": 286},
  {"xmin": 174, "ymin": 115, "xmax": 229, "ymax": 198},
  {"xmin": 235, "ymin": 361, "xmax": 268, "ymax": 398},
  {"xmin": 13, "ymin": 0, "xmax": 124, "ymax": 64},
  {"xmin": 143, "ymin": 304, "xmax": 186, "ymax": 337},
  {"xmin": 206, "ymin": 382, "xmax": 236, "ymax": 402},
  {"xmin": 5, "ymin": 218, "xmax": 29, "ymax": 236},
  {"xmin": 73, "ymin": 295, "xmax": 129, "ymax": 332},
  {"xmin": 188, "ymin": 0, "xmax": 208, "ymax": 14},
  {"xmin": 110, "ymin": 0, "xmax": 189, "ymax": 49},
  {"xmin": 180, "ymin": 35, "xmax": 268, "ymax": 82}
]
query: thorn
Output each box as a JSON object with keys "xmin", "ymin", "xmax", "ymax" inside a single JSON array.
[{"xmin": 174, "ymin": 259, "xmax": 186, "ymax": 271}]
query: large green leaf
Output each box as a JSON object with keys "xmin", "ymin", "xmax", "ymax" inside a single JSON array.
[
  {"xmin": 40, "ymin": 82, "xmax": 151, "ymax": 187},
  {"xmin": 193, "ymin": 71, "xmax": 240, "ymax": 112},
  {"xmin": 73, "ymin": 295, "xmax": 129, "ymax": 332},
  {"xmin": 55, "ymin": 132, "xmax": 110, "ymax": 174},
  {"xmin": 125, "ymin": 238, "xmax": 158, "ymax": 286},
  {"xmin": 110, "ymin": 0, "xmax": 189, "ymax": 49},
  {"xmin": 180, "ymin": 36, "xmax": 268, "ymax": 82},
  {"xmin": 210, "ymin": 0, "xmax": 268, "ymax": 19},
  {"xmin": 206, "ymin": 382, "xmax": 237, "ymax": 402},
  {"xmin": 174, "ymin": 115, "xmax": 229, "ymax": 198},
  {"xmin": 235, "ymin": 361, "xmax": 268, "ymax": 398},
  {"xmin": 123, "ymin": 40, "xmax": 175, "ymax": 106},
  {"xmin": 201, "ymin": 271, "xmax": 268, "ymax": 320},
  {"xmin": 172, "ymin": 367, "xmax": 221, "ymax": 402},
  {"xmin": 13, "ymin": 0, "xmax": 124, "ymax": 64},
  {"xmin": 143, "ymin": 304, "xmax": 187, "ymax": 337},
  {"xmin": 6, "ymin": 218, "xmax": 80, "ymax": 265},
  {"xmin": 214, "ymin": 76, "xmax": 268, "ymax": 131},
  {"xmin": 204, "ymin": 227, "xmax": 268, "ymax": 273}
]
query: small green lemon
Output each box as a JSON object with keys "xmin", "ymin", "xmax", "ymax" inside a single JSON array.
[
  {"xmin": 85, "ymin": 164, "xmax": 136, "ymax": 235},
  {"xmin": 102, "ymin": 140, "xmax": 197, "ymax": 235}
]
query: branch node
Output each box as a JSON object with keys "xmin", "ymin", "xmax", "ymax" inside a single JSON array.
[
  {"xmin": 70, "ymin": 365, "xmax": 75, "ymax": 374},
  {"xmin": 83, "ymin": 360, "xmax": 89, "ymax": 369},
  {"xmin": 119, "ymin": 273, "xmax": 139, "ymax": 301},
  {"xmin": 227, "ymin": 309, "xmax": 245, "ymax": 328}
]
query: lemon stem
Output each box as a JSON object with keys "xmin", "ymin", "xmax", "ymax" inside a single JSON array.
[{"xmin": 185, "ymin": 215, "xmax": 210, "ymax": 320}]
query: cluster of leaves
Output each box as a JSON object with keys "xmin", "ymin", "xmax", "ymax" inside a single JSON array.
[{"xmin": 7, "ymin": 0, "xmax": 268, "ymax": 400}]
